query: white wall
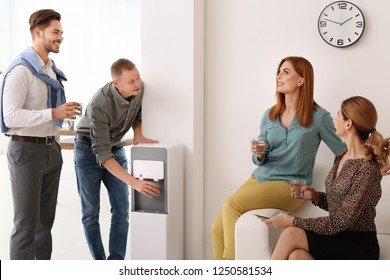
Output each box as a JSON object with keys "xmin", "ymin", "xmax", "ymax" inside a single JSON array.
[
  {"xmin": 141, "ymin": 0, "xmax": 205, "ymax": 259},
  {"xmin": 204, "ymin": 0, "xmax": 390, "ymax": 259}
]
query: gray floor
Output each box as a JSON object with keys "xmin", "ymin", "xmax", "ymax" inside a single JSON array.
[{"xmin": 0, "ymin": 149, "xmax": 131, "ymax": 260}]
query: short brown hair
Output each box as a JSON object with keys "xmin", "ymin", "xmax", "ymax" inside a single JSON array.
[
  {"xmin": 29, "ymin": 9, "xmax": 61, "ymax": 35},
  {"xmin": 111, "ymin": 58, "xmax": 136, "ymax": 79}
]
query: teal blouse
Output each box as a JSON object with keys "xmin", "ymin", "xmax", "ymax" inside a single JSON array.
[{"xmin": 252, "ymin": 106, "xmax": 346, "ymax": 185}]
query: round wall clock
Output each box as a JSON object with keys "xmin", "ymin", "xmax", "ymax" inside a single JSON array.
[{"xmin": 318, "ymin": 1, "xmax": 365, "ymax": 48}]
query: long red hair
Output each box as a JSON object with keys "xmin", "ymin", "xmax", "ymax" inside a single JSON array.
[{"xmin": 269, "ymin": 56, "xmax": 317, "ymax": 127}]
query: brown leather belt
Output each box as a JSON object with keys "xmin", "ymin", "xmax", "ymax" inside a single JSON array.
[{"xmin": 11, "ymin": 135, "xmax": 55, "ymax": 145}]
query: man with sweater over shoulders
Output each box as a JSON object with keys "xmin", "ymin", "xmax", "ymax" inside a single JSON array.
[{"xmin": 0, "ymin": 9, "xmax": 80, "ymax": 259}]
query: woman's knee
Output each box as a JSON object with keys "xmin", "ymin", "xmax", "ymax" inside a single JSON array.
[
  {"xmin": 278, "ymin": 227, "xmax": 309, "ymax": 256},
  {"xmin": 221, "ymin": 197, "xmax": 243, "ymax": 215},
  {"xmin": 288, "ymin": 249, "xmax": 300, "ymax": 260},
  {"xmin": 288, "ymin": 249, "xmax": 312, "ymax": 260},
  {"xmin": 280, "ymin": 226, "xmax": 305, "ymax": 242}
]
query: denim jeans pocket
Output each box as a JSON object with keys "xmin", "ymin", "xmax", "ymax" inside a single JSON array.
[{"xmin": 74, "ymin": 138, "xmax": 92, "ymax": 151}]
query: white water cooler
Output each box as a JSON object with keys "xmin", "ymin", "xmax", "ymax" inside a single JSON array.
[{"xmin": 129, "ymin": 143, "xmax": 183, "ymax": 259}]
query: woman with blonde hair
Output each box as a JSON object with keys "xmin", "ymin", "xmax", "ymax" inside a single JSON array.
[
  {"xmin": 211, "ymin": 56, "xmax": 346, "ymax": 259},
  {"xmin": 266, "ymin": 96, "xmax": 389, "ymax": 260}
]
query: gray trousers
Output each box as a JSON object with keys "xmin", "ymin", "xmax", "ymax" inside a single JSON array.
[{"xmin": 7, "ymin": 140, "xmax": 63, "ymax": 260}]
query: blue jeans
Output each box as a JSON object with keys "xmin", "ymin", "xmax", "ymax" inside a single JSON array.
[{"xmin": 74, "ymin": 137, "xmax": 129, "ymax": 260}]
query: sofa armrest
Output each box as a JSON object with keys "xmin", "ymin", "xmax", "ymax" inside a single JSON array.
[{"xmin": 235, "ymin": 208, "xmax": 287, "ymax": 260}]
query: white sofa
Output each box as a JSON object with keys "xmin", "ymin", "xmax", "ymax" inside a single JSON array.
[{"xmin": 235, "ymin": 172, "xmax": 390, "ymax": 260}]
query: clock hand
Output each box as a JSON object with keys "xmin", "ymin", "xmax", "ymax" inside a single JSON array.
[
  {"xmin": 324, "ymin": 18, "xmax": 341, "ymax": 25},
  {"xmin": 341, "ymin": 17, "xmax": 353, "ymax": 25}
]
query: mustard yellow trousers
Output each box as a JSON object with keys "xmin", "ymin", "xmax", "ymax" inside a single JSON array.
[{"xmin": 211, "ymin": 177, "xmax": 304, "ymax": 260}]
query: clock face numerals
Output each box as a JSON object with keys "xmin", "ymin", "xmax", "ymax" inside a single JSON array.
[{"xmin": 318, "ymin": 1, "xmax": 365, "ymax": 48}]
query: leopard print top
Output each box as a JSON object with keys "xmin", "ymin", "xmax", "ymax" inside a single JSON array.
[{"xmin": 293, "ymin": 154, "xmax": 382, "ymax": 235}]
